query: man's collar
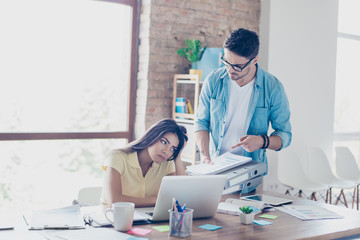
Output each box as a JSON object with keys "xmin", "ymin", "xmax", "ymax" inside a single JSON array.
[{"xmin": 254, "ymin": 63, "xmax": 264, "ymax": 88}]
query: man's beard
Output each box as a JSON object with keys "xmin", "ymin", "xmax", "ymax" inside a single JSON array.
[{"xmin": 229, "ymin": 67, "xmax": 250, "ymax": 81}]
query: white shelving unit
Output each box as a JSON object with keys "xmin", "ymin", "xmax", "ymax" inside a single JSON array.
[{"xmin": 172, "ymin": 74, "xmax": 202, "ymax": 165}]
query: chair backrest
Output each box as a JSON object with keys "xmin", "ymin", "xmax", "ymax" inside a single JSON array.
[
  {"xmin": 77, "ymin": 187, "xmax": 102, "ymax": 206},
  {"xmin": 335, "ymin": 146, "xmax": 360, "ymax": 182},
  {"xmin": 278, "ymin": 148, "xmax": 327, "ymax": 192},
  {"xmin": 307, "ymin": 147, "xmax": 337, "ymax": 184}
]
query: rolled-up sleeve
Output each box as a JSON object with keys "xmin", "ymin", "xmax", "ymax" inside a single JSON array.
[
  {"xmin": 269, "ymin": 84, "xmax": 292, "ymax": 150},
  {"xmin": 195, "ymin": 74, "xmax": 212, "ymax": 132}
]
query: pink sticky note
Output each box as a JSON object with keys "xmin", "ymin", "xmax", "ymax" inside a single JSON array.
[{"xmin": 127, "ymin": 227, "xmax": 152, "ymax": 235}]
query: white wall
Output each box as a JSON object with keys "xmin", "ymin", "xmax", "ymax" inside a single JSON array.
[{"xmin": 259, "ymin": 0, "xmax": 339, "ymax": 191}]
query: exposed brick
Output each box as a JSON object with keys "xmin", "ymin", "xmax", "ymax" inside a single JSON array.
[{"xmin": 135, "ymin": 0, "xmax": 260, "ymax": 131}]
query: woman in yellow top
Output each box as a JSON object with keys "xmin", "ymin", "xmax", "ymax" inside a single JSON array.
[{"xmin": 102, "ymin": 118, "xmax": 188, "ymax": 207}]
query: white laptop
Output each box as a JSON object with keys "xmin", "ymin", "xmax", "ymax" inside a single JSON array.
[{"xmin": 136, "ymin": 175, "xmax": 227, "ymax": 222}]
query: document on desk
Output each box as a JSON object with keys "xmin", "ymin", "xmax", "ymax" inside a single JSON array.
[
  {"xmin": 39, "ymin": 227, "xmax": 132, "ymax": 240},
  {"xmin": 278, "ymin": 204, "xmax": 343, "ymax": 220},
  {"xmin": 217, "ymin": 198, "xmax": 270, "ymax": 215},
  {"xmin": 185, "ymin": 152, "xmax": 252, "ymax": 175},
  {"xmin": 24, "ymin": 205, "xmax": 85, "ymax": 230}
]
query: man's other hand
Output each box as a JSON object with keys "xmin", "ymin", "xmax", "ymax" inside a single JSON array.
[{"xmin": 231, "ymin": 135, "xmax": 263, "ymax": 152}]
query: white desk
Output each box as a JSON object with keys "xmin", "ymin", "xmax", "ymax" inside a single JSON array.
[{"xmin": 2, "ymin": 191, "xmax": 360, "ymax": 239}]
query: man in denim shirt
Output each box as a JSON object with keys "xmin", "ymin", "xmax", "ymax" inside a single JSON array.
[{"xmin": 195, "ymin": 28, "xmax": 292, "ymax": 192}]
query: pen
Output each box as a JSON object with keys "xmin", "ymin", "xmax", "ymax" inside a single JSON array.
[
  {"xmin": 172, "ymin": 198, "xmax": 178, "ymax": 217},
  {"xmin": 176, "ymin": 200, "xmax": 182, "ymax": 212},
  {"xmin": 182, "ymin": 204, "xmax": 186, "ymax": 212}
]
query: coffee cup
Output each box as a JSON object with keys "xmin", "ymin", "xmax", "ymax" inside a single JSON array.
[{"xmin": 105, "ymin": 202, "xmax": 134, "ymax": 231}]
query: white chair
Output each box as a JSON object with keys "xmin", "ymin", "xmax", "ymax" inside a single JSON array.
[
  {"xmin": 307, "ymin": 147, "xmax": 357, "ymax": 207},
  {"xmin": 77, "ymin": 187, "xmax": 102, "ymax": 206},
  {"xmin": 278, "ymin": 148, "xmax": 327, "ymax": 201},
  {"xmin": 335, "ymin": 146, "xmax": 360, "ymax": 210}
]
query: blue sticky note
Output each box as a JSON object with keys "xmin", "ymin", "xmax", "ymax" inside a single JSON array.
[
  {"xmin": 127, "ymin": 237, "xmax": 149, "ymax": 240},
  {"xmin": 253, "ymin": 220, "xmax": 273, "ymax": 226},
  {"xmin": 198, "ymin": 224, "xmax": 222, "ymax": 231}
]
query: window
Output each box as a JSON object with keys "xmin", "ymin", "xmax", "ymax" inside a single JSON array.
[
  {"xmin": 334, "ymin": 0, "xmax": 360, "ymax": 160},
  {"xmin": 0, "ymin": 0, "xmax": 138, "ymax": 215}
]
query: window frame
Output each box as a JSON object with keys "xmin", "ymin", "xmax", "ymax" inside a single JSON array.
[
  {"xmin": 0, "ymin": 0, "xmax": 139, "ymax": 143},
  {"xmin": 334, "ymin": 1, "xmax": 360, "ymax": 158}
]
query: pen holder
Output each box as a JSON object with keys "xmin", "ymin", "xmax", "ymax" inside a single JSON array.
[{"xmin": 168, "ymin": 208, "xmax": 193, "ymax": 238}]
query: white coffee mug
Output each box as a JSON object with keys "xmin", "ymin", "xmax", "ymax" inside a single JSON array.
[{"xmin": 105, "ymin": 202, "xmax": 135, "ymax": 231}]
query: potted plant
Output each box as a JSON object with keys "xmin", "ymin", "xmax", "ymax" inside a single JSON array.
[
  {"xmin": 177, "ymin": 39, "xmax": 207, "ymax": 81},
  {"xmin": 239, "ymin": 206, "xmax": 255, "ymax": 225}
]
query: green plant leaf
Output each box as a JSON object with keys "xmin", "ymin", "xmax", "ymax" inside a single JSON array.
[
  {"xmin": 239, "ymin": 206, "xmax": 253, "ymax": 214},
  {"xmin": 177, "ymin": 39, "xmax": 206, "ymax": 64}
]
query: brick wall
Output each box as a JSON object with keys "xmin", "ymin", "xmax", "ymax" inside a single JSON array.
[{"xmin": 135, "ymin": 0, "xmax": 260, "ymax": 136}]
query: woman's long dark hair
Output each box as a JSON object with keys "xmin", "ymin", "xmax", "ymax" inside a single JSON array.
[{"xmin": 121, "ymin": 118, "xmax": 188, "ymax": 161}]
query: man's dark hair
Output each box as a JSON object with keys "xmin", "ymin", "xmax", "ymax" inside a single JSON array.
[{"xmin": 223, "ymin": 28, "xmax": 259, "ymax": 59}]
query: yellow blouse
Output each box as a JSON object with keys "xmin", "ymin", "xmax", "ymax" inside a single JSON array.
[{"xmin": 101, "ymin": 150, "xmax": 175, "ymax": 205}]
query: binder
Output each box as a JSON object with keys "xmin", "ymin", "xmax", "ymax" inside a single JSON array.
[
  {"xmin": 221, "ymin": 161, "xmax": 266, "ymax": 189},
  {"xmin": 222, "ymin": 175, "xmax": 263, "ymax": 195}
]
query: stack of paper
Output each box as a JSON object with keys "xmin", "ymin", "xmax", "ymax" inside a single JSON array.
[
  {"xmin": 25, "ymin": 205, "xmax": 85, "ymax": 230},
  {"xmin": 186, "ymin": 152, "xmax": 252, "ymax": 175},
  {"xmin": 39, "ymin": 227, "xmax": 133, "ymax": 240}
]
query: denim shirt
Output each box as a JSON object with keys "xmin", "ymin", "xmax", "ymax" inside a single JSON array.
[{"xmin": 195, "ymin": 65, "xmax": 292, "ymax": 173}]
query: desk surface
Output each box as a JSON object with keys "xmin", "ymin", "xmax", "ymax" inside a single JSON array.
[
  {"xmin": 2, "ymin": 191, "xmax": 360, "ymax": 240},
  {"xmin": 138, "ymin": 191, "xmax": 360, "ymax": 240}
]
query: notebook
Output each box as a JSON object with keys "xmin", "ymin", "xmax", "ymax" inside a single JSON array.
[{"xmin": 136, "ymin": 175, "xmax": 227, "ymax": 222}]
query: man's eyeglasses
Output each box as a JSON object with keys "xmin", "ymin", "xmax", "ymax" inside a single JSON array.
[{"xmin": 221, "ymin": 54, "xmax": 254, "ymax": 72}]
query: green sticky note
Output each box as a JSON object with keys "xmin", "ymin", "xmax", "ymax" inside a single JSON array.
[
  {"xmin": 152, "ymin": 225, "xmax": 170, "ymax": 232},
  {"xmin": 259, "ymin": 214, "xmax": 278, "ymax": 219}
]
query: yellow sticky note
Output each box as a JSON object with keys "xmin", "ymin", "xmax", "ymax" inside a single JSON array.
[{"xmin": 152, "ymin": 225, "xmax": 170, "ymax": 232}]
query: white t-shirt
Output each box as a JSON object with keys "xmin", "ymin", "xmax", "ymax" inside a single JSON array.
[{"xmin": 219, "ymin": 78, "xmax": 255, "ymax": 155}]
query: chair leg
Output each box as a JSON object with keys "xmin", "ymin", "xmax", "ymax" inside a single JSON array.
[
  {"xmin": 326, "ymin": 188, "xmax": 333, "ymax": 204},
  {"xmin": 352, "ymin": 187, "xmax": 356, "ymax": 209},
  {"xmin": 357, "ymin": 185, "xmax": 359, "ymax": 211},
  {"xmin": 310, "ymin": 192, "xmax": 317, "ymax": 201},
  {"xmin": 329, "ymin": 188, "xmax": 332, "ymax": 204},
  {"xmin": 335, "ymin": 189, "xmax": 342, "ymax": 205},
  {"xmin": 342, "ymin": 190, "xmax": 348, "ymax": 208},
  {"xmin": 325, "ymin": 189, "xmax": 329, "ymax": 203},
  {"xmin": 335, "ymin": 189, "xmax": 348, "ymax": 208}
]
